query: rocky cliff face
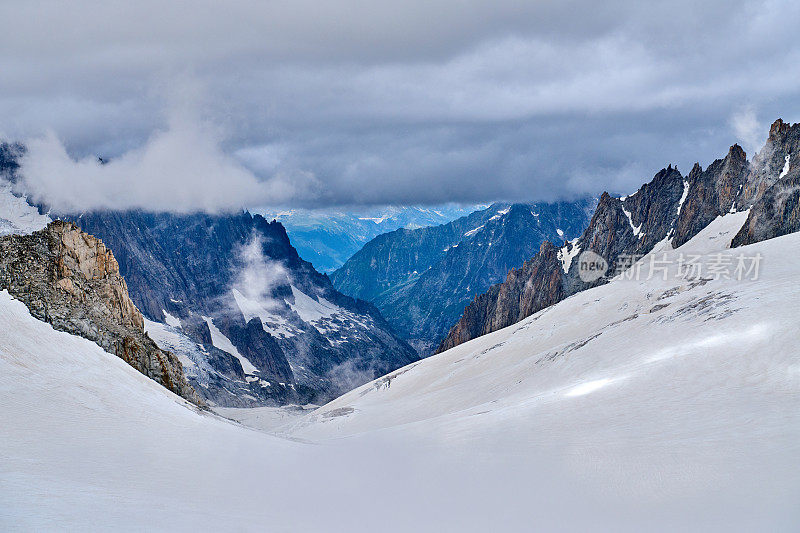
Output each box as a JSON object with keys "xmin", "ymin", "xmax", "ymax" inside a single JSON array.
[
  {"xmin": 439, "ymin": 119, "xmax": 800, "ymax": 352},
  {"xmin": 732, "ymin": 119, "xmax": 800, "ymax": 246},
  {"xmin": 61, "ymin": 210, "xmax": 418, "ymax": 407},
  {"xmin": 439, "ymin": 241, "xmax": 564, "ymax": 350},
  {"xmin": 438, "ymin": 170, "xmax": 685, "ymax": 353},
  {"xmin": 332, "ymin": 200, "xmax": 595, "ymax": 353},
  {"xmin": 0, "ymin": 220, "xmax": 201, "ymax": 404},
  {"xmin": 672, "ymin": 145, "xmax": 748, "ymax": 248}
]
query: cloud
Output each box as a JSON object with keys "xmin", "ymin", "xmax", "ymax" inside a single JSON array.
[
  {"xmin": 231, "ymin": 234, "xmax": 290, "ymax": 312},
  {"xmin": 730, "ymin": 107, "xmax": 765, "ymax": 156},
  {"xmin": 327, "ymin": 360, "xmax": 378, "ymax": 396},
  {"xmin": 2, "ymin": 0, "xmax": 800, "ymax": 208},
  {"xmin": 14, "ymin": 104, "xmax": 321, "ymax": 213}
]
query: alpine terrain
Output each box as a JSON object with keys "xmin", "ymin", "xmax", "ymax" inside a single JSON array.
[
  {"xmin": 2, "ymin": 182, "xmax": 798, "ymax": 531},
  {"xmin": 257, "ymin": 203, "xmax": 485, "ymax": 272},
  {"xmin": 3, "ymin": 2, "xmax": 799, "ymax": 530},
  {"xmin": 332, "ymin": 200, "xmax": 595, "ymax": 353},
  {"xmin": 439, "ymin": 119, "xmax": 800, "ymax": 352},
  {"xmin": 0, "ymin": 147, "xmax": 418, "ymax": 407}
]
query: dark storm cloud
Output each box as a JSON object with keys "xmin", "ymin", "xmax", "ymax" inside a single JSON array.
[{"xmin": 1, "ymin": 0, "xmax": 799, "ymax": 211}]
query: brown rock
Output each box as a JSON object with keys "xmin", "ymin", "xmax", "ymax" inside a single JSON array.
[{"xmin": 0, "ymin": 220, "xmax": 202, "ymax": 406}]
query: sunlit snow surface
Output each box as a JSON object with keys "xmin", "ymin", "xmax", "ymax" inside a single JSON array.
[{"xmin": 2, "ymin": 213, "xmax": 800, "ymax": 531}]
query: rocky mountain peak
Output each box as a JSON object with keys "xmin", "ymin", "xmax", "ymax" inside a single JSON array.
[
  {"xmin": 440, "ymin": 119, "xmax": 800, "ymax": 353},
  {"xmin": 54, "ymin": 209, "xmax": 418, "ymax": 406},
  {"xmin": 768, "ymin": 118, "xmax": 791, "ymax": 140},
  {"xmin": 333, "ymin": 199, "xmax": 594, "ymax": 353},
  {"xmin": 50, "ymin": 220, "xmax": 144, "ymax": 328},
  {"xmin": 733, "ymin": 120, "xmax": 800, "ymax": 247},
  {"xmin": 728, "ymin": 143, "xmax": 747, "ymax": 162},
  {"xmin": 0, "ymin": 221, "xmax": 201, "ymax": 405},
  {"xmin": 740, "ymin": 119, "xmax": 799, "ymax": 208}
]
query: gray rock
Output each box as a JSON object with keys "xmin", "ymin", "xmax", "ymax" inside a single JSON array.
[
  {"xmin": 60, "ymin": 210, "xmax": 418, "ymax": 406},
  {"xmin": 0, "ymin": 220, "xmax": 202, "ymax": 405},
  {"xmin": 439, "ymin": 119, "xmax": 800, "ymax": 352},
  {"xmin": 732, "ymin": 119, "xmax": 800, "ymax": 246},
  {"xmin": 438, "ymin": 167, "xmax": 685, "ymax": 354}
]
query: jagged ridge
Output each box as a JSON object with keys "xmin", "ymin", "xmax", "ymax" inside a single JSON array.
[
  {"xmin": 64, "ymin": 210, "xmax": 418, "ymax": 407},
  {"xmin": 439, "ymin": 118, "xmax": 800, "ymax": 352}
]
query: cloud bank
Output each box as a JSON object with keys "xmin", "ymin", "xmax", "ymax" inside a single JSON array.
[
  {"xmin": 231, "ymin": 234, "xmax": 290, "ymax": 312},
  {"xmin": 16, "ymin": 109, "xmax": 320, "ymax": 214},
  {"xmin": 2, "ymin": 0, "xmax": 800, "ymax": 210}
]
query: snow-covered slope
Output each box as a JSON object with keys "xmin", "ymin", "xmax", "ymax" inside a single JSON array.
[
  {"xmin": 294, "ymin": 214, "xmax": 797, "ymax": 439},
  {"xmin": 2, "ymin": 215, "xmax": 799, "ymax": 530},
  {"xmin": 288, "ymin": 217, "xmax": 800, "ymax": 525},
  {"xmin": 0, "ymin": 183, "xmax": 50, "ymax": 237}
]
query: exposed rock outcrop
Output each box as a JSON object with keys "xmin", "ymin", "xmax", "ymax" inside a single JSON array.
[
  {"xmin": 439, "ymin": 167, "xmax": 685, "ymax": 353},
  {"xmin": 438, "ymin": 241, "xmax": 564, "ymax": 351},
  {"xmin": 60, "ymin": 210, "xmax": 418, "ymax": 406},
  {"xmin": 439, "ymin": 119, "xmax": 800, "ymax": 353},
  {"xmin": 672, "ymin": 144, "xmax": 748, "ymax": 248},
  {"xmin": 732, "ymin": 119, "xmax": 800, "ymax": 246},
  {"xmin": 737, "ymin": 119, "xmax": 796, "ymax": 208},
  {"xmin": 0, "ymin": 220, "xmax": 202, "ymax": 405},
  {"xmin": 732, "ymin": 171, "xmax": 800, "ymax": 246}
]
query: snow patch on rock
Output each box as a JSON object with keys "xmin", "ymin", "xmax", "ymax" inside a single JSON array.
[
  {"xmin": 557, "ymin": 239, "xmax": 581, "ymax": 274},
  {"xmin": 232, "ymin": 288, "xmax": 296, "ymax": 338},
  {"xmin": 464, "ymin": 224, "xmax": 484, "ymax": 237},
  {"xmin": 203, "ymin": 316, "xmax": 259, "ymax": 375},
  {"xmin": 779, "ymin": 154, "xmax": 791, "ymax": 179},
  {"xmin": 621, "ymin": 205, "xmax": 644, "ymax": 238},
  {"xmin": 488, "ymin": 207, "xmax": 511, "ymax": 221},
  {"xmin": 286, "ymin": 286, "xmax": 341, "ymax": 323}
]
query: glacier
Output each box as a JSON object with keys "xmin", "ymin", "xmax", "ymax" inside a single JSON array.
[{"xmin": 1, "ymin": 214, "xmax": 799, "ymax": 531}]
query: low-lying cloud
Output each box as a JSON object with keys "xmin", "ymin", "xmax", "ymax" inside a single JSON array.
[
  {"xmin": 15, "ymin": 109, "xmax": 320, "ymax": 214},
  {"xmin": 231, "ymin": 234, "xmax": 290, "ymax": 312},
  {"xmin": 730, "ymin": 107, "xmax": 766, "ymax": 156}
]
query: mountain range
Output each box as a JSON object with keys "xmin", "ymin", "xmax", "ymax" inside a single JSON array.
[
  {"xmin": 0, "ymin": 146, "xmax": 418, "ymax": 407},
  {"xmin": 257, "ymin": 204, "xmax": 485, "ymax": 272},
  {"xmin": 439, "ymin": 118, "xmax": 800, "ymax": 352},
  {"xmin": 62, "ymin": 210, "xmax": 419, "ymax": 407},
  {"xmin": 3, "ymin": 174, "xmax": 798, "ymax": 530},
  {"xmin": 2, "ymin": 120, "xmax": 800, "ymax": 530},
  {"xmin": 1, "ymin": 119, "xmax": 797, "ymax": 408},
  {"xmin": 331, "ymin": 199, "xmax": 596, "ymax": 353}
]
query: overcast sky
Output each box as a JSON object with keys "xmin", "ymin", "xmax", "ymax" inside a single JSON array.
[{"xmin": 2, "ymin": 0, "xmax": 799, "ymax": 212}]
